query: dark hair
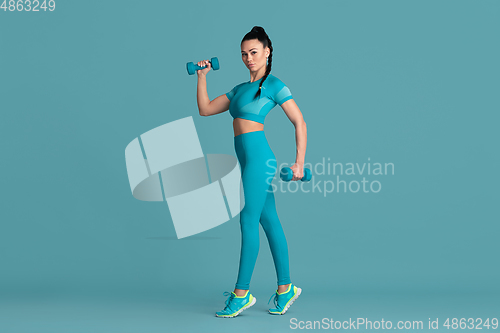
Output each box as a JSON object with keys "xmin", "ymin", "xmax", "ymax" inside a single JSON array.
[{"xmin": 241, "ymin": 26, "xmax": 273, "ymax": 101}]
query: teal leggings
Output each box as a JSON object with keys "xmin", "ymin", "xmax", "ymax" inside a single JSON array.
[{"xmin": 233, "ymin": 130, "xmax": 291, "ymax": 290}]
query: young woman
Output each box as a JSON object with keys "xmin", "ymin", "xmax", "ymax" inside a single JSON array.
[{"xmin": 196, "ymin": 26, "xmax": 307, "ymax": 318}]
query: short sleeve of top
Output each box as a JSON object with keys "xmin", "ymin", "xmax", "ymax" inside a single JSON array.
[{"xmin": 225, "ymin": 74, "xmax": 293, "ymax": 124}]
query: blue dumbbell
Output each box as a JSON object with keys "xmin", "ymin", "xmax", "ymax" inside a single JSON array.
[
  {"xmin": 280, "ymin": 167, "xmax": 312, "ymax": 182},
  {"xmin": 186, "ymin": 57, "xmax": 220, "ymax": 75}
]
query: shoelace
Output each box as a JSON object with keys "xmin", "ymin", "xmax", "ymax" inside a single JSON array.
[
  {"xmin": 268, "ymin": 291, "xmax": 282, "ymax": 310},
  {"xmin": 222, "ymin": 291, "xmax": 236, "ymax": 312}
]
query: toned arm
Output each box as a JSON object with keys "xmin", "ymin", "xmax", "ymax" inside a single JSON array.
[
  {"xmin": 197, "ymin": 74, "xmax": 230, "ymax": 117},
  {"xmin": 281, "ymin": 99, "xmax": 307, "ymax": 166}
]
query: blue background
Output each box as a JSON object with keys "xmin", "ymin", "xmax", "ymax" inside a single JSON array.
[{"xmin": 1, "ymin": 0, "xmax": 499, "ymax": 332}]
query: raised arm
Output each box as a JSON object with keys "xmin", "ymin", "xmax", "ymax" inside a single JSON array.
[{"xmin": 196, "ymin": 59, "xmax": 230, "ymax": 117}]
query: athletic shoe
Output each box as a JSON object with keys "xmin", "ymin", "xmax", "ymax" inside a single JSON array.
[
  {"xmin": 215, "ymin": 290, "xmax": 256, "ymax": 318},
  {"xmin": 268, "ymin": 283, "xmax": 301, "ymax": 315}
]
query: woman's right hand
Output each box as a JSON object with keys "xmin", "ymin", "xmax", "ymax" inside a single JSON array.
[{"xmin": 196, "ymin": 59, "xmax": 211, "ymax": 76}]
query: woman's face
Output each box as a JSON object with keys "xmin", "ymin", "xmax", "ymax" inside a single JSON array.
[{"xmin": 241, "ymin": 39, "xmax": 269, "ymax": 74}]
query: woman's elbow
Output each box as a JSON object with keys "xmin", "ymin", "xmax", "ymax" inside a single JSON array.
[
  {"xmin": 198, "ymin": 107, "xmax": 209, "ymax": 117},
  {"xmin": 199, "ymin": 102, "xmax": 213, "ymax": 117},
  {"xmin": 294, "ymin": 119, "xmax": 306, "ymax": 128}
]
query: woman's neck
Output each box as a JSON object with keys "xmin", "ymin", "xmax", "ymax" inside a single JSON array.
[{"xmin": 249, "ymin": 68, "xmax": 267, "ymax": 83}]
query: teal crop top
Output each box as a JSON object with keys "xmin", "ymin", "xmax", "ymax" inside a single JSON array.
[{"xmin": 225, "ymin": 74, "xmax": 293, "ymax": 124}]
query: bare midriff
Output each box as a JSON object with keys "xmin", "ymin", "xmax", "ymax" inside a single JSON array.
[{"xmin": 233, "ymin": 118, "xmax": 264, "ymax": 137}]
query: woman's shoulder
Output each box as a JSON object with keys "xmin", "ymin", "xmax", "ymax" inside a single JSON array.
[{"xmin": 265, "ymin": 73, "xmax": 289, "ymax": 90}]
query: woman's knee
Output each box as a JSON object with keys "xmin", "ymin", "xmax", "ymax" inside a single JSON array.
[{"xmin": 240, "ymin": 210, "xmax": 261, "ymax": 227}]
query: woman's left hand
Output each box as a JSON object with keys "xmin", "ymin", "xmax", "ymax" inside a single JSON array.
[{"xmin": 290, "ymin": 163, "xmax": 304, "ymax": 181}]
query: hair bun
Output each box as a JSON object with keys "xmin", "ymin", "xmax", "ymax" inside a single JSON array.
[{"xmin": 252, "ymin": 26, "xmax": 265, "ymax": 34}]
